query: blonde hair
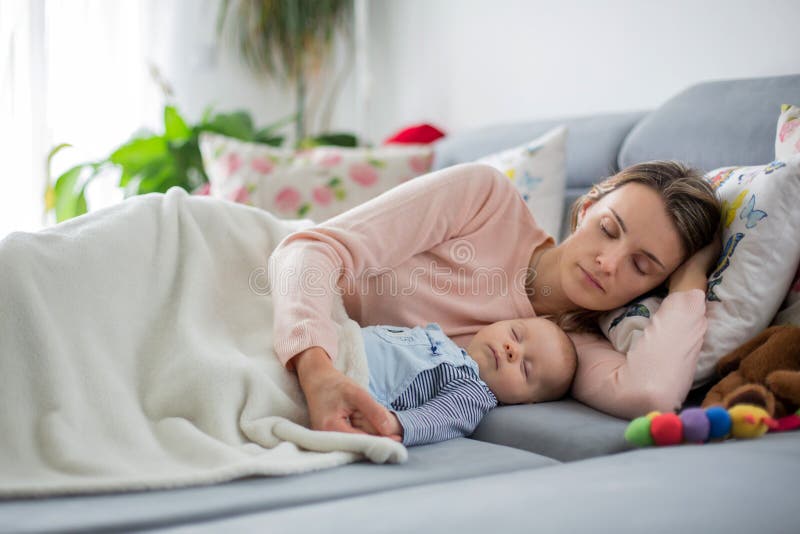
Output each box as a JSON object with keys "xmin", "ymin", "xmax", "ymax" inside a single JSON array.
[{"xmin": 553, "ymin": 161, "xmax": 721, "ymax": 334}]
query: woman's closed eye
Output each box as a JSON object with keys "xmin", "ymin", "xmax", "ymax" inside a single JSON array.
[
  {"xmin": 603, "ymin": 219, "xmax": 650, "ymax": 275},
  {"xmin": 600, "ymin": 220, "xmax": 616, "ymax": 238}
]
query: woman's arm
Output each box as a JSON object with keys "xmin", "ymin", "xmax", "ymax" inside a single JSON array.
[
  {"xmin": 570, "ymin": 239, "xmax": 720, "ymax": 419},
  {"xmin": 570, "ymin": 289, "xmax": 707, "ymax": 419},
  {"xmin": 269, "ymin": 163, "xmax": 529, "ymax": 434},
  {"xmin": 269, "ymin": 162, "xmax": 517, "ymax": 369}
]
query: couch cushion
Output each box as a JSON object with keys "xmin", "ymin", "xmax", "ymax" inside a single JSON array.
[
  {"xmin": 433, "ymin": 111, "xmax": 647, "ymax": 189},
  {"xmin": 469, "ymin": 399, "xmax": 630, "ymax": 461},
  {"xmin": 619, "ymin": 74, "xmax": 800, "ymax": 171},
  {"xmin": 218, "ymin": 433, "xmax": 800, "ymax": 533},
  {"xmin": 0, "ymin": 438, "xmax": 556, "ymax": 533}
]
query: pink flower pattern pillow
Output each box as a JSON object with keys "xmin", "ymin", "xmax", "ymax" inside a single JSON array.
[{"xmin": 198, "ymin": 133, "xmax": 434, "ymax": 222}]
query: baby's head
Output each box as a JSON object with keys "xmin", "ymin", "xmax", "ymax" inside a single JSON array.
[{"xmin": 466, "ymin": 317, "xmax": 577, "ymax": 405}]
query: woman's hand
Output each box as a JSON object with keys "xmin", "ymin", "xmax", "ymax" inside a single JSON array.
[
  {"xmin": 292, "ymin": 346, "xmax": 395, "ymax": 437},
  {"xmin": 668, "ymin": 234, "xmax": 722, "ymax": 293},
  {"xmin": 351, "ymin": 411, "xmax": 403, "ymax": 442}
]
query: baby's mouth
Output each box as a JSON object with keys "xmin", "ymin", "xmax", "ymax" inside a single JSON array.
[{"xmin": 490, "ymin": 346, "xmax": 498, "ymax": 370}]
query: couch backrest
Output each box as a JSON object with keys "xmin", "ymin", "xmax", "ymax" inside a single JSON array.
[
  {"xmin": 432, "ymin": 74, "xmax": 799, "ymax": 241},
  {"xmin": 433, "ymin": 111, "xmax": 647, "ymax": 190},
  {"xmin": 619, "ymin": 73, "xmax": 800, "ymax": 171}
]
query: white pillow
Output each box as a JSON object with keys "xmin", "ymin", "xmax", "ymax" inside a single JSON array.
[
  {"xmin": 772, "ymin": 104, "xmax": 800, "ymax": 326},
  {"xmin": 598, "ymin": 295, "xmax": 663, "ymax": 356},
  {"xmin": 478, "ymin": 126, "xmax": 567, "ymax": 238},
  {"xmin": 198, "ymin": 133, "xmax": 435, "ymax": 222},
  {"xmin": 599, "ymin": 155, "xmax": 800, "ymax": 386}
]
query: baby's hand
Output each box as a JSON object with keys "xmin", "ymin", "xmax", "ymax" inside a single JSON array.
[{"xmin": 351, "ymin": 411, "xmax": 403, "ymax": 442}]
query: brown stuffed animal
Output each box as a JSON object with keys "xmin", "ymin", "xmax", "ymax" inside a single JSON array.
[{"xmin": 702, "ymin": 325, "xmax": 800, "ymax": 418}]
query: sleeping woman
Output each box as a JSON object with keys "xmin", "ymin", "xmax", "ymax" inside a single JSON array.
[{"xmin": 268, "ymin": 161, "xmax": 721, "ymax": 435}]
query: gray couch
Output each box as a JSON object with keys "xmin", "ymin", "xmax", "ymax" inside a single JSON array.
[{"xmin": 2, "ymin": 74, "xmax": 799, "ymax": 534}]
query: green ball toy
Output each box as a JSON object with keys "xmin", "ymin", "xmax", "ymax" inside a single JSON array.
[{"xmin": 624, "ymin": 415, "xmax": 655, "ymax": 447}]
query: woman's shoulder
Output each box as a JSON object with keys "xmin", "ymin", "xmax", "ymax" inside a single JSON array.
[
  {"xmin": 379, "ymin": 162, "xmax": 530, "ymax": 230},
  {"xmin": 416, "ymin": 162, "xmax": 512, "ymax": 196}
]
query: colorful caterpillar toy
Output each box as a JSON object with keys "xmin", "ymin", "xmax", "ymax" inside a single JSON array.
[{"xmin": 625, "ymin": 404, "xmax": 800, "ymax": 447}]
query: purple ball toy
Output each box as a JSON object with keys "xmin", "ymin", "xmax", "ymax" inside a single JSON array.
[{"xmin": 680, "ymin": 407, "xmax": 711, "ymax": 443}]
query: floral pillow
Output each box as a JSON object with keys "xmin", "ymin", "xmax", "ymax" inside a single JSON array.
[
  {"xmin": 198, "ymin": 133, "xmax": 434, "ymax": 222},
  {"xmin": 598, "ymin": 294, "xmax": 665, "ymax": 358},
  {"xmin": 478, "ymin": 126, "xmax": 567, "ymax": 238},
  {"xmin": 599, "ymin": 155, "xmax": 800, "ymax": 386},
  {"xmin": 772, "ymin": 104, "xmax": 800, "ymax": 327},
  {"xmin": 776, "ymin": 104, "xmax": 800, "ymax": 160}
]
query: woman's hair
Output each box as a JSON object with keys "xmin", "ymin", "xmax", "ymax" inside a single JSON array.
[{"xmin": 554, "ymin": 160, "xmax": 721, "ymax": 334}]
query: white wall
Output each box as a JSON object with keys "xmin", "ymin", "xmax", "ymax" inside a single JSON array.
[{"xmin": 362, "ymin": 0, "xmax": 800, "ymax": 142}]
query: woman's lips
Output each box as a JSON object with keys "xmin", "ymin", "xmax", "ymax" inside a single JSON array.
[{"xmin": 580, "ymin": 266, "xmax": 604, "ymax": 291}]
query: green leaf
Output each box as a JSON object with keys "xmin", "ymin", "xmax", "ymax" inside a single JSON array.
[
  {"xmin": 200, "ymin": 104, "xmax": 215, "ymax": 124},
  {"xmin": 164, "ymin": 105, "xmax": 191, "ymax": 141},
  {"xmin": 253, "ymin": 130, "xmax": 285, "ymax": 147},
  {"xmin": 203, "ymin": 111, "xmax": 254, "ymax": 140},
  {"xmin": 136, "ymin": 161, "xmax": 179, "ymax": 195},
  {"xmin": 110, "ymin": 136, "xmax": 169, "ymax": 184},
  {"xmin": 46, "ymin": 143, "xmax": 72, "ymax": 175},
  {"xmin": 253, "ymin": 112, "xmax": 297, "ymax": 141},
  {"xmin": 309, "ymin": 132, "xmax": 357, "ymax": 147},
  {"xmin": 46, "ymin": 143, "xmax": 74, "ymax": 211},
  {"xmin": 53, "ymin": 164, "xmax": 92, "ymax": 222}
]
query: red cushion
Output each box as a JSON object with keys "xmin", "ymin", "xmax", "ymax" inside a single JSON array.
[{"xmin": 383, "ymin": 123, "xmax": 445, "ymax": 145}]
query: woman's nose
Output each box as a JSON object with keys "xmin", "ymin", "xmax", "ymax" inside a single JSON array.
[{"xmin": 596, "ymin": 249, "xmax": 622, "ymax": 274}]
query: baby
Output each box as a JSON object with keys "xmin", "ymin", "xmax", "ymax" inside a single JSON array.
[{"xmin": 351, "ymin": 317, "xmax": 577, "ymax": 446}]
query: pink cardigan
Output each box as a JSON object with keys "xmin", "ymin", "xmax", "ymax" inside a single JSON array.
[{"xmin": 268, "ymin": 163, "xmax": 707, "ymax": 419}]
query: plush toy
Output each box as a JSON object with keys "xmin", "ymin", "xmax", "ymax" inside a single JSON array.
[
  {"xmin": 702, "ymin": 325, "xmax": 800, "ymax": 418},
  {"xmin": 624, "ymin": 405, "xmax": 785, "ymax": 447}
]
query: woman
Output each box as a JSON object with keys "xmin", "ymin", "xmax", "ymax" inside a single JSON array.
[{"xmin": 268, "ymin": 161, "xmax": 721, "ymax": 435}]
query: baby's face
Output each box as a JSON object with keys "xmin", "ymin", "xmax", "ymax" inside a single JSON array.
[{"xmin": 467, "ymin": 317, "xmax": 574, "ymax": 405}]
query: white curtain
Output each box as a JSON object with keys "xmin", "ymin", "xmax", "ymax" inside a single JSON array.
[
  {"xmin": 0, "ymin": 0, "xmax": 160, "ymax": 239},
  {"xmin": 0, "ymin": 0, "xmax": 45, "ymax": 238}
]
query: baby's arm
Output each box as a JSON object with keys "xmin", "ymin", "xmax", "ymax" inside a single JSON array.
[{"xmin": 390, "ymin": 376, "xmax": 496, "ymax": 447}]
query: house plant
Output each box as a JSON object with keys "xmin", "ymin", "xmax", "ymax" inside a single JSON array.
[
  {"xmin": 46, "ymin": 105, "xmax": 290, "ymax": 222},
  {"xmin": 216, "ymin": 0, "xmax": 354, "ymax": 143}
]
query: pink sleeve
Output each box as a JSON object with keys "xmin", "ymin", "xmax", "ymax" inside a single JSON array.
[
  {"xmin": 569, "ymin": 289, "xmax": 707, "ymax": 420},
  {"xmin": 268, "ymin": 163, "xmax": 514, "ymax": 368}
]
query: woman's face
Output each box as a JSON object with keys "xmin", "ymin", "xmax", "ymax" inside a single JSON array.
[{"xmin": 560, "ymin": 183, "xmax": 686, "ymax": 311}]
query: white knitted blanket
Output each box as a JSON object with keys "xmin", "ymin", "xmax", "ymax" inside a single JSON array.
[{"xmin": 0, "ymin": 188, "xmax": 405, "ymax": 497}]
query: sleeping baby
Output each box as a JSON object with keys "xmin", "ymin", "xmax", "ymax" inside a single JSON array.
[{"xmin": 350, "ymin": 318, "xmax": 577, "ymax": 446}]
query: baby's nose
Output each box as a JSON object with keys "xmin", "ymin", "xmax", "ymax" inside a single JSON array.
[{"xmin": 504, "ymin": 343, "xmax": 518, "ymax": 360}]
